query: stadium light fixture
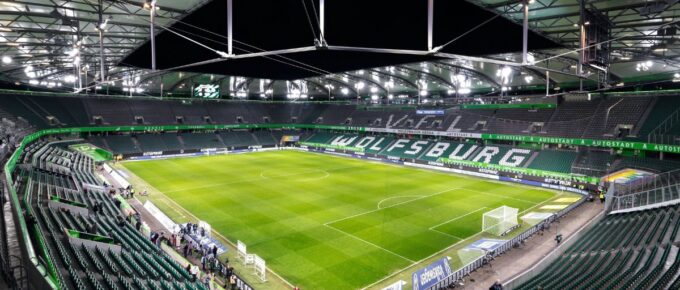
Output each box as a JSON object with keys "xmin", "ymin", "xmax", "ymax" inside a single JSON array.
[
  {"xmin": 419, "ymin": 90, "xmax": 428, "ymax": 96},
  {"xmin": 355, "ymin": 81, "xmax": 365, "ymax": 90},
  {"xmin": 341, "ymin": 87, "xmax": 349, "ymax": 95},
  {"xmin": 370, "ymin": 87, "xmax": 378, "ymax": 93},
  {"xmin": 98, "ymin": 17, "xmax": 110, "ymax": 30},
  {"xmin": 458, "ymin": 88, "xmax": 471, "ymax": 94},
  {"xmin": 524, "ymin": 75, "xmax": 533, "ymax": 83},
  {"xmin": 63, "ymin": 75, "xmax": 76, "ymax": 83},
  {"xmin": 1, "ymin": 55, "xmax": 11, "ymax": 64}
]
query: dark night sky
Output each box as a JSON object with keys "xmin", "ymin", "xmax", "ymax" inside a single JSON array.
[{"xmin": 123, "ymin": 0, "xmax": 559, "ymax": 80}]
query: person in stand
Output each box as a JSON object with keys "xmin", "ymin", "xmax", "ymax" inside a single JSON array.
[
  {"xmin": 229, "ymin": 274, "xmax": 237, "ymax": 290},
  {"xmin": 212, "ymin": 245, "xmax": 218, "ymax": 257},
  {"xmin": 202, "ymin": 273, "xmax": 212, "ymax": 289},
  {"xmin": 489, "ymin": 280, "xmax": 503, "ymax": 290},
  {"xmin": 599, "ymin": 191, "xmax": 605, "ymax": 203}
]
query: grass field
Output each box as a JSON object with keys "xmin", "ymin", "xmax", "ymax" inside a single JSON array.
[{"xmin": 121, "ymin": 150, "xmax": 567, "ymax": 290}]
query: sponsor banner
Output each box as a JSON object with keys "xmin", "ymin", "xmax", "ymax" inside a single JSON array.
[
  {"xmin": 438, "ymin": 157, "xmax": 599, "ymax": 184},
  {"xmin": 364, "ymin": 127, "xmax": 482, "ymax": 138},
  {"xmin": 299, "ymin": 142, "xmax": 364, "ymax": 152},
  {"xmin": 482, "ymin": 133, "xmax": 680, "ymax": 154},
  {"xmin": 403, "ymin": 162, "xmax": 500, "ymax": 180},
  {"xmin": 128, "ymin": 152, "xmax": 206, "ymax": 160},
  {"xmin": 412, "ymin": 258, "xmax": 453, "ymax": 290},
  {"xmin": 416, "ymin": 109, "xmax": 446, "ymax": 115},
  {"xmin": 143, "ymin": 151, "xmax": 163, "ymax": 156},
  {"xmin": 498, "ymin": 176, "xmax": 589, "ymax": 195},
  {"xmin": 464, "ymin": 239, "xmax": 507, "ymax": 252}
]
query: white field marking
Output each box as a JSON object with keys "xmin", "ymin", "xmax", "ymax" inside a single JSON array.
[
  {"xmin": 359, "ymin": 191, "xmax": 571, "ymax": 290},
  {"xmin": 429, "ymin": 228, "xmax": 463, "ymax": 240},
  {"xmin": 459, "ymin": 188, "xmax": 539, "ymax": 205},
  {"xmin": 298, "ymin": 170, "xmax": 330, "ymax": 181},
  {"xmin": 323, "ymin": 224, "xmax": 415, "ymax": 263},
  {"xmin": 324, "ymin": 187, "xmax": 462, "ymax": 226},
  {"xmin": 119, "ymin": 163, "xmax": 297, "ymax": 288},
  {"xmin": 376, "ymin": 195, "xmax": 423, "ymax": 209},
  {"xmin": 428, "ymin": 207, "xmax": 488, "ymax": 231}
]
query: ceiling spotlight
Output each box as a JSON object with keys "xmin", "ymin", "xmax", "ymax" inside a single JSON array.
[{"xmin": 458, "ymin": 88, "xmax": 471, "ymax": 95}]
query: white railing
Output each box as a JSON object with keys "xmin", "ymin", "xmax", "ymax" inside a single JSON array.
[
  {"xmin": 613, "ymin": 169, "xmax": 680, "ymax": 197},
  {"xmin": 608, "ymin": 183, "xmax": 680, "ymax": 214}
]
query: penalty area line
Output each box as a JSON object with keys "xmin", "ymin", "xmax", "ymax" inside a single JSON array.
[
  {"xmin": 428, "ymin": 207, "xmax": 488, "ymax": 230},
  {"xmin": 323, "ymin": 224, "xmax": 415, "ymax": 264},
  {"xmin": 324, "ymin": 187, "xmax": 462, "ymax": 226}
]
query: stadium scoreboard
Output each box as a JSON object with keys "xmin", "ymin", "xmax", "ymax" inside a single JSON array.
[{"xmin": 193, "ymin": 84, "xmax": 220, "ymax": 99}]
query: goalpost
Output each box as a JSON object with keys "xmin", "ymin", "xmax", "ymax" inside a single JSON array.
[{"xmin": 482, "ymin": 206, "xmax": 519, "ymax": 236}]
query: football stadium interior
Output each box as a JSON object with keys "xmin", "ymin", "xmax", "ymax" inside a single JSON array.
[{"xmin": 1, "ymin": 1, "xmax": 680, "ymax": 290}]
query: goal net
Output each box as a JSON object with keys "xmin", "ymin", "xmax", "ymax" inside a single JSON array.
[{"xmin": 482, "ymin": 206, "xmax": 519, "ymax": 236}]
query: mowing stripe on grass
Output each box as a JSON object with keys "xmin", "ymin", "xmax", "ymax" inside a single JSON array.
[
  {"xmin": 323, "ymin": 187, "xmax": 463, "ymax": 226},
  {"xmin": 460, "ymin": 188, "xmax": 539, "ymax": 205},
  {"xmin": 324, "ymin": 224, "xmax": 416, "ymax": 263},
  {"xmin": 429, "ymin": 207, "xmax": 489, "ymax": 231},
  {"xmin": 120, "ymin": 151, "xmax": 566, "ymax": 290}
]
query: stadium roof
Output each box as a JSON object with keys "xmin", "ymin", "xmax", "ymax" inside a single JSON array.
[
  {"xmin": 0, "ymin": 0, "xmax": 211, "ymax": 85},
  {"xmin": 1, "ymin": 0, "xmax": 680, "ymax": 99}
]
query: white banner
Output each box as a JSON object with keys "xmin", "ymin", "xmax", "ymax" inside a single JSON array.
[
  {"xmin": 363, "ymin": 127, "xmax": 481, "ymax": 138},
  {"xmin": 108, "ymin": 166, "xmax": 130, "ymax": 188},
  {"xmin": 143, "ymin": 200, "xmax": 179, "ymax": 233}
]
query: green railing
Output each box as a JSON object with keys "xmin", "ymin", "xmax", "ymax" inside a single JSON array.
[
  {"xmin": 49, "ymin": 195, "xmax": 88, "ymax": 208},
  {"xmin": 6, "ymin": 120, "xmax": 680, "ymax": 288},
  {"xmin": 65, "ymin": 229, "xmax": 115, "ymax": 244}
]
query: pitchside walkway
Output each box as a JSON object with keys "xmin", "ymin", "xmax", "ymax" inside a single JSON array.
[{"xmin": 459, "ymin": 201, "xmax": 604, "ymax": 290}]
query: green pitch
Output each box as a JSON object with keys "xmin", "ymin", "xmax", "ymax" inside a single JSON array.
[{"xmin": 122, "ymin": 150, "xmax": 560, "ymax": 289}]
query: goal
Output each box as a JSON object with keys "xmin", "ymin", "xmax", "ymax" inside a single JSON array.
[{"xmin": 482, "ymin": 206, "xmax": 519, "ymax": 236}]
